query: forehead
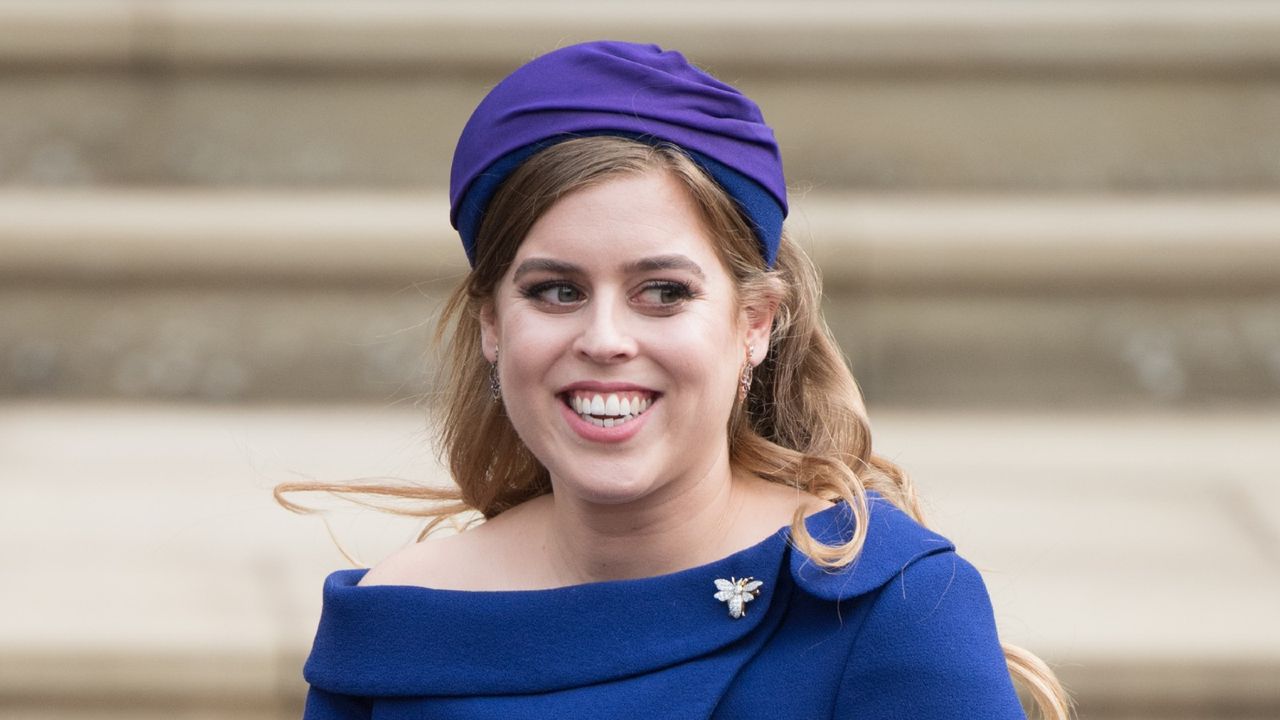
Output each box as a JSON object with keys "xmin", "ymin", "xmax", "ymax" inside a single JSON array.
[{"xmin": 512, "ymin": 169, "xmax": 725, "ymax": 275}]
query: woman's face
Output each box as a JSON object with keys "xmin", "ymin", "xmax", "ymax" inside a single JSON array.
[{"xmin": 481, "ymin": 168, "xmax": 771, "ymax": 507}]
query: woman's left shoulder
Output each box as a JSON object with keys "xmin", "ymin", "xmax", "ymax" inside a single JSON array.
[
  {"xmin": 789, "ymin": 494, "xmax": 960, "ymax": 602},
  {"xmin": 830, "ymin": 549, "xmax": 1025, "ymax": 718},
  {"xmin": 798, "ymin": 499, "xmax": 1025, "ymax": 717}
]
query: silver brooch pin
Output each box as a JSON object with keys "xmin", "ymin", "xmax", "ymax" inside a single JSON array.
[{"xmin": 713, "ymin": 576, "xmax": 764, "ymax": 619}]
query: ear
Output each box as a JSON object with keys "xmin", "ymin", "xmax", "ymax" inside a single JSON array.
[
  {"xmin": 740, "ymin": 284, "xmax": 781, "ymax": 367},
  {"xmin": 479, "ymin": 302, "xmax": 499, "ymax": 364}
]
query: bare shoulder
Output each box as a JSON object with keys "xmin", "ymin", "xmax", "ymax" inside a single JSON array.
[
  {"xmin": 358, "ymin": 498, "xmax": 548, "ymax": 590},
  {"xmin": 742, "ymin": 476, "xmax": 834, "ymax": 526},
  {"xmin": 358, "ymin": 531, "xmax": 474, "ymax": 589},
  {"xmin": 716, "ymin": 477, "xmax": 833, "ymax": 552}
]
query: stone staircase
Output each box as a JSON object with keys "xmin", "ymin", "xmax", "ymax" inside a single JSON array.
[
  {"xmin": 4, "ymin": 1, "xmax": 1279, "ymax": 409},
  {"xmin": 3, "ymin": 2, "xmax": 1279, "ymax": 718}
]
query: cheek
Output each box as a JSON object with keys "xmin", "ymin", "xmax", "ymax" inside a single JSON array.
[
  {"xmin": 653, "ymin": 319, "xmax": 741, "ymax": 393},
  {"xmin": 499, "ymin": 317, "xmax": 568, "ymax": 377}
]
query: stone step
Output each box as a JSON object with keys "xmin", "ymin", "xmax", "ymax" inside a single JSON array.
[
  {"xmin": 1, "ymin": 401, "xmax": 1277, "ymax": 719},
  {"xmin": 3, "ymin": 188, "xmax": 1278, "ymax": 406},
  {"xmin": 7, "ymin": 0, "xmax": 1280, "ymax": 71},
  {"xmin": 2, "ymin": 1, "xmax": 1280, "ymax": 191},
  {"xmin": 7, "ymin": 189, "xmax": 1280, "ymax": 287}
]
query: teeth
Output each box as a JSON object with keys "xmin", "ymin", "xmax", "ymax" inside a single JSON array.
[{"xmin": 566, "ymin": 389, "xmax": 658, "ymax": 427}]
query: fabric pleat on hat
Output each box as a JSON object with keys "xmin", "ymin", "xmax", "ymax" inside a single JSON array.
[{"xmin": 449, "ymin": 41, "xmax": 787, "ymax": 267}]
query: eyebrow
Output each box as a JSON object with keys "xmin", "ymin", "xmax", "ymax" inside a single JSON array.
[
  {"xmin": 622, "ymin": 254, "xmax": 707, "ymax": 281},
  {"xmin": 511, "ymin": 258, "xmax": 583, "ymax": 284},
  {"xmin": 511, "ymin": 254, "xmax": 706, "ymax": 283}
]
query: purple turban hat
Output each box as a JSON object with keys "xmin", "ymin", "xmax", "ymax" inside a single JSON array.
[{"xmin": 449, "ymin": 41, "xmax": 787, "ymax": 267}]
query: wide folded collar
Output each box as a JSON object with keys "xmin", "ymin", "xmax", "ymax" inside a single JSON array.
[
  {"xmin": 305, "ymin": 522, "xmax": 791, "ymax": 696},
  {"xmin": 790, "ymin": 493, "xmax": 954, "ymax": 601},
  {"xmin": 304, "ymin": 494, "xmax": 952, "ymax": 696}
]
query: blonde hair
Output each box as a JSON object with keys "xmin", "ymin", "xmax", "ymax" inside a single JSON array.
[{"xmin": 276, "ymin": 136, "xmax": 1071, "ymax": 719}]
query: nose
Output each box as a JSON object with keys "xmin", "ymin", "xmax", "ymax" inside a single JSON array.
[{"xmin": 572, "ymin": 294, "xmax": 638, "ymax": 364}]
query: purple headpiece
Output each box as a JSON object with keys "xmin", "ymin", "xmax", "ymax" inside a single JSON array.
[{"xmin": 449, "ymin": 41, "xmax": 787, "ymax": 266}]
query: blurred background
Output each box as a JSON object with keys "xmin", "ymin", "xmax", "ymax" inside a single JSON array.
[{"xmin": 2, "ymin": 1, "xmax": 1278, "ymax": 718}]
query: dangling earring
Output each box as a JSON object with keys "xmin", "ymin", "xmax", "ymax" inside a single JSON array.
[
  {"xmin": 489, "ymin": 348, "xmax": 501, "ymax": 401},
  {"xmin": 739, "ymin": 344, "xmax": 754, "ymax": 401}
]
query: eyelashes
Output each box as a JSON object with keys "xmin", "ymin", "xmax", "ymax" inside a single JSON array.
[
  {"xmin": 518, "ymin": 280, "xmax": 699, "ymax": 311},
  {"xmin": 521, "ymin": 281, "xmax": 583, "ymax": 305},
  {"xmin": 637, "ymin": 280, "xmax": 697, "ymax": 305}
]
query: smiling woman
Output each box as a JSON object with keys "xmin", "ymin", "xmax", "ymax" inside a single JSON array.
[
  {"xmin": 483, "ymin": 168, "xmax": 763, "ymax": 511},
  {"xmin": 278, "ymin": 41, "xmax": 1071, "ymax": 719}
]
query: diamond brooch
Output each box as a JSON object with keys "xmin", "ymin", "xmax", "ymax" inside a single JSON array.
[{"xmin": 713, "ymin": 576, "xmax": 764, "ymax": 619}]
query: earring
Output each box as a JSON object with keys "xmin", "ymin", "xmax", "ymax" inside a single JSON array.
[
  {"xmin": 739, "ymin": 344, "xmax": 754, "ymax": 401},
  {"xmin": 489, "ymin": 348, "xmax": 501, "ymax": 401}
]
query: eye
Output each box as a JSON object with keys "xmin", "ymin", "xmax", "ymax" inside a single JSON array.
[
  {"xmin": 521, "ymin": 281, "xmax": 584, "ymax": 307},
  {"xmin": 634, "ymin": 281, "xmax": 695, "ymax": 309}
]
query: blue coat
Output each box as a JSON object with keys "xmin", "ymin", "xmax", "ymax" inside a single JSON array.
[{"xmin": 302, "ymin": 496, "xmax": 1026, "ymax": 718}]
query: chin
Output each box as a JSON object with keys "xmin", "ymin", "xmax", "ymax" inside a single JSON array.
[{"xmin": 551, "ymin": 466, "xmax": 663, "ymax": 506}]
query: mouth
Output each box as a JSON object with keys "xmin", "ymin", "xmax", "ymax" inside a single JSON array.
[{"xmin": 559, "ymin": 390, "xmax": 659, "ymax": 428}]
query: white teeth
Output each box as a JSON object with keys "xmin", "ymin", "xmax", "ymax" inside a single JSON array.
[{"xmin": 566, "ymin": 390, "xmax": 658, "ymax": 427}]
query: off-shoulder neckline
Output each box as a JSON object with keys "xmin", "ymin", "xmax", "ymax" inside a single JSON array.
[
  {"xmin": 303, "ymin": 495, "xmax": 955, "ymax": 696},
  {"xmin": 353, "ymin": 500, "xmax": 837, "ymax": 596}
]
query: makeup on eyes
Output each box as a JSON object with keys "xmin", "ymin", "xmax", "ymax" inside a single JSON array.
[
  {"xmin": 520, "ymin": 281, "xmax": 585, "ymax": 305},
  {"xmin": 634, "ymin": 280, "xmax": 698, "ymax": 307},
  {"xmin": 518, "ymin": 278, "xmax": 700, "ymax": 312}
]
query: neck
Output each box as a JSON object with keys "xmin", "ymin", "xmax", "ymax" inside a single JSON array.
[{"xmin": 540, "ymin": 451, "xmax": 749, "ymax": 586}]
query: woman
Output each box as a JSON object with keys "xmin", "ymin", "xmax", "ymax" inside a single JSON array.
[{"xmin": 284, "ymin": 41, "xmax": 1070, "ymax": 718}]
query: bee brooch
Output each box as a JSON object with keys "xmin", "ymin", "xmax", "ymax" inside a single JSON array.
[{"xmin": 713, "ymin": 576, "xmax": 764, "ymax": 619}]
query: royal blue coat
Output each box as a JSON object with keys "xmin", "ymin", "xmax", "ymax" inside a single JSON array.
[{"xmin": 302, "ymin": 496, "xmax": 1026, "ymax": 718}]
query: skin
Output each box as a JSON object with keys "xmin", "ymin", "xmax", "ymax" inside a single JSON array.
[{"xmin": 362, "ymin": 169, "xmax": 829, "ymax": 591}]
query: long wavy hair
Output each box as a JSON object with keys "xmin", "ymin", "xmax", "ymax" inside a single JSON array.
[{"xmin": 276, "ymin": 136, "xmax": 1071, "ymax": 719}]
